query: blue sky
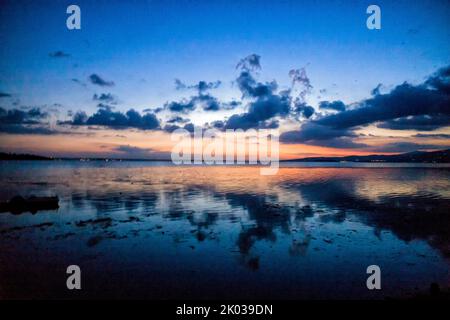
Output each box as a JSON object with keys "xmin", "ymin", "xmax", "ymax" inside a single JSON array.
[{"xmin": 0, "ymin": 0, "xmax": 449, "ymax": 158}]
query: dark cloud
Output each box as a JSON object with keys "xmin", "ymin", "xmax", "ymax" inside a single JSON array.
[
  {"xmin": 175, "ymin": 79, "xmax": 221, "ymax": 94},
  {"xmin": 371, "ymin": 83, "xmax": 383, "ymax": 96},
  {"xmin": 425, "ymin": 65, "xmax": 450, "ymax": 94},
  {"xmin": 220, "ymin": 57, "xmax": 314, "ymax": 130},
  {"xmin": 165, "ymin": 93, "xmax": 224, "ymax": 113},
  {"xmin": 71, "ymin": 78, "xmax": 87, "ymax": 87},
  {"xmin": 317, "ymin": 84, "xmax": 448, "ymax": 130},
  {"xmin": 289, "ymin": 68, "xmax": 313, "ymax": 101},
  {"xmin": 302, "ymin": 106, "xmax": 314, "ymax": 119},
  {"xmin": 211, "ymin": 120, "xmax": 225, "ymax": 129},
  {"xmin": 0, "ymin": 92, "xmax": 11, "ymax": 98},
  {"xmin": 0, "ymin": 124, "xmax": 57, "ymax": 135},
  {"xmin": 317, "ymin": 67, "xmax": 449, "ymax": 131},
  {"xmin": 96, "ymin": 103, "xmax": 115, "ymax": 110},
  {"xmin": 165, "ymin": 99, "xmax": 196, "ymax": 113},
  {"xmin": 166, "ymin": 116, "xmax": 189, "ymax": 124},
  {"xmin": 377, "ymin": 114, "xmax": 450, "ymax": 131},
  {"xmin": 167, "ymin": 54, "xmax": 308, "ymax": 119},
  {"xmin": 224, "ymin": 93, "xmax": 290, "ymax": 130},
  {"xmin": 0, "ymin": 106, "xmax": 122, "ymax": 136},
  {"xmin": 318, "ymin": 100, "xmax": 346, "ymax": 112},
  {"xmin": 71, "ymin": 111, "xmax": 88, "ymax": 125},
  {"xmin": 183, "ymin": 123, "xmax": 196, "ymax": 133},
  {"xmin": 0, "ymin": 107, "xmax": 59, "ymax": 135},
  {"xmin": 170, "ymin": 71, "xmax": 245, "ymax": 114},
  {"xmin": 197, "ymin": 80, "xmax": 221, "ymax": 93},
  {"xmin": 62, "ymin": 108, "xmax": 160, "ymax": 130},
  {"xmin": 143, "ymin": 107, "xmax": 163, "ymax": 113},
  {"xmin": 89, "ymin": 74, "xmax": 115, "ymax": 87},
  {"xmin": 223, "ymin": 100, "xmax": 241, "ymax": 110},
  {"xmin": 0, "ymin": 107, "xmax": 48, "ymax": 125},
  {"xmin": 164, "ymin": 122, "xmax": 198, "ymax": 133},
  {"xmin": 413, "ymin": 133, "xmax": 450, "ymax": 139},
  {"xmin": 194, "ymin": 94, "xmax": 221, "ymax": 111},
  {"xmin": 174, "ymin": 79, "xmax": 186, "ymax": 90},
  {"xmin": 235, "ymin": 71, "xmax": 277, "ymax": 99},
  {"xmin": 222, "ymin": 61, "xmax": 306, "ymax": 129},
  {"xmin": 93, "ymin": 93, "xmax": 117, "ymax": 104},
  {"xmin": 214, "ymin": 55, "xmax": 314, "ymax": 130},
  {"xmin": 163, "ymin": 124, "xmax": 181, "ymax": 133},
  {"xmin": 236, "ymin": 54, "xmax": 261, "ymax": 71},
  {"xmin": 294, "ymin": 102, "xmax": 315, "ymax": 119},
  {"xmin": 281, "ymin": 65, "xmax": 450, "ymax": 148},
  {"xmin": 220, "ymin": 57, "xmax": 294, "ymax": 130},
  {"xmin": 49, "ymin": 51, "xmax": 70, "ymax": 58},
  {"xmin": 280, "ymin": 122, "xmax": 361, "ymax": 147}
]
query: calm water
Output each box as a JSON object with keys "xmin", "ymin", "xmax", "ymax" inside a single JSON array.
[{"xmin": 0, "ymin": 161, "xmax": 449, "ymax": 299}]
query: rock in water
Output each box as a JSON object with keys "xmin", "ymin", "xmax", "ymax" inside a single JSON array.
[{"xmin": 0, "ymin": 195, "xmax": 59, "ymax": 214}]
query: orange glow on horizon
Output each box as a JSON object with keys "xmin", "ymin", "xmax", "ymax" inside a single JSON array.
[{"xmin": 1, "ymin": 125, "xmax": 449, "ymax": 160}]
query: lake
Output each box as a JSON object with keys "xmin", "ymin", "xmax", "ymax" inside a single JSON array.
[{"xmin": 0, "ymin": 160, "xmax": 449, "ymax": 299}]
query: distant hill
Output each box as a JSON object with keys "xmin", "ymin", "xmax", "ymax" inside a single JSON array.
[
  {"xmin": 2, "ymin": 149, "xmax": 450, "ymax": 162},
  {"xmin": 0, "ymin": 152, "xmax": 53, "ymax": 160},
  {"xmin": 284, "ymin": 149, "xmax": 450, "ymax": 163}
]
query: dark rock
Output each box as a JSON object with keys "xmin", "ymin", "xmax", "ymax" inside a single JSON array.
[{"xmin": 0, "ymin": 195, "xmax": 59, "ymax": 214}]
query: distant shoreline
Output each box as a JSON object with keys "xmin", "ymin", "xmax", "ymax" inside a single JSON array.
[
  {"xmin": 0, "ymin": 152, "xmax": 170, "ymax": 162},
  {"xmin": 1, "ymin": 149, "xmax": 449, "ymax": 163},
  {"xmin": 283, "ymin": 149, "xmax": 450, "ymax": 163}
]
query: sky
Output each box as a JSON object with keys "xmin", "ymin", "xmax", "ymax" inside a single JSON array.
[{"xmin": 0, "ymin": 0, "xmax": 449, "ymax": 159}]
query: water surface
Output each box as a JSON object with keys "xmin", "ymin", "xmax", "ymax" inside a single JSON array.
[{"xmin": 0, "ymin": 161, "xmax": 449, "ymax": 299}]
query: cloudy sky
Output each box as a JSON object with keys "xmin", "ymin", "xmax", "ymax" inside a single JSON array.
[{"xmin": 0, "ymin": 0, "xmax": 449, "ymax": 159}]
